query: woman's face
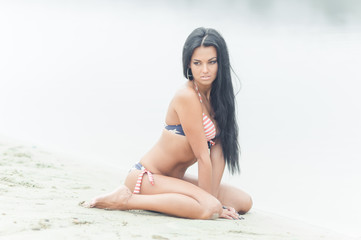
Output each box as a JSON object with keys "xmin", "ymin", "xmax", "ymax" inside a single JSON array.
[{"xmin": 190, "ymin": 46, "xmax": 218, "ymax": 86}]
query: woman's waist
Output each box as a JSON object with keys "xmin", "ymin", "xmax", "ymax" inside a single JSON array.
[
  {"xmin": 139, "ymin": 141, "xmax": 195, "ymax": 175},
  {"xmin": 157, "ymin": 129, "xmax": 194, "ymax": 153},
  {"xmin": 138, "ymin": 159, "xmax": 195, "ymax": 179}
]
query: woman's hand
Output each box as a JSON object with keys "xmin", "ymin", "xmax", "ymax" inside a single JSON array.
[{"xmin": 220, "ymin": 206, "xmax": 244, "ymax": 220}]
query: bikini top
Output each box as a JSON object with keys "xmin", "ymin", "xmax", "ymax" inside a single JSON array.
[
  {"xmin": 165, "ymin": 82, "xmax": 217, "ymax": 147},
  {"xmin": 193, "ymin": 82, "xmax": 217, "ymax": 144}
]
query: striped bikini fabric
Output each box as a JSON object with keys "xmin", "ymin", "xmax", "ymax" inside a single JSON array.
[{"xmin": 194, "ymin": 82, "xmax": 216, "ymax": 146}]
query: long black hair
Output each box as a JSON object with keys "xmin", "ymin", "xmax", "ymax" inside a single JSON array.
[{"xmin": 182, "ymin": 27, "xmax": 240, "ymax": 174}]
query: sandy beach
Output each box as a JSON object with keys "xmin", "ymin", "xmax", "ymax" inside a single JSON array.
[{"xmin": 0, "ymin": 136, "xmax": 356, "ymax": 240}]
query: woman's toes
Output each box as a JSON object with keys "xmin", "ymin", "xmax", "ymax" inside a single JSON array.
[{"xmin": 79, "ymin": 200, "xmax": 92, "ymax": 208}]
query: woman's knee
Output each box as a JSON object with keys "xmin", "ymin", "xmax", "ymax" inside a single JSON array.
[{"xmin": 238, "ymin": 195, "xmax": 253, "ymax": 214}]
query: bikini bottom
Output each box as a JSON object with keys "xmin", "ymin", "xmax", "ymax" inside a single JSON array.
[{"xmin": 130, "ymin": 162, "xmax": 154, "ymax": 194}]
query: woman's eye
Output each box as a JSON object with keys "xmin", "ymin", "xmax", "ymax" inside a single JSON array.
[
  {"xmin": 193, "ymin": 62, "xmax": 200, "ymax": 65},
  {"xmin": 210, "ymin": 60, "xmax": 217, "ymax": 64}
]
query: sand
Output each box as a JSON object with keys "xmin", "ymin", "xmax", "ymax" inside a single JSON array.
[{"xmin": 0, "ymin": 136, "xmax": 356, "ymax": 240}]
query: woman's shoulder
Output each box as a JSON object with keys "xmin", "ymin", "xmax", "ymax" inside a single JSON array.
[{"xmin": 173, "ymin": 81, "xmax": 198, "ymax": 104}]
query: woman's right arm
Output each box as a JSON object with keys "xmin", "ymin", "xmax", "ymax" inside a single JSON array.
[{"xmin": 173, "ymin": 89, "xmax": 213, "ymax": 194}]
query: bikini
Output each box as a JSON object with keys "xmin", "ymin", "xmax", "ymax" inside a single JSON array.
[
  {"xmin": 165, "ymin": 82, "xmax": 217, "ymax": 148},
  {"xmin": 131, "ymin": 162, "xmax": 154, "ymax": 194},
  {"xmin": 132, "ymin": 82, "xmax": 217, "ymax": 194}
]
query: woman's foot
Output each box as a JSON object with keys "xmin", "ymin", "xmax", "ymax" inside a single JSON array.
[{"xmin": 80, "ymin": 185, "xmax": 132, "ymax": 210}]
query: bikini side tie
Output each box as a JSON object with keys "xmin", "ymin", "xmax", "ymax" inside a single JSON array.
[{"xmin": 133, "ymin": 169, "xmax": 154, "ymax": 194}]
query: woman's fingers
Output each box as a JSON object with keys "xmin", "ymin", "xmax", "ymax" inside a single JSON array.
[
  {"xmin": 221, "ymin": 206, "xmax": 240, "ymax": 219},
  {"xmin": 220, "ymin": 205, "xmax": 246, "ymax": 220},
  {"xmin": 220, "ymin": 208, "xmax": 242, "ymax": 220},
  {"xmin": 229, "ymin": 207, "xmax": 236, "ymax": 213},
  {"xmin": 228, "ymin": 208, "xmax": 242, "ymax": 220},
  {"xmin": 220, "ymin": 209, "xmax": 233, "ymax": 219}
]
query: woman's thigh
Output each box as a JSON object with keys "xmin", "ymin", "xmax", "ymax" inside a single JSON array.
[
  {"xmin": 183, "ymin": 175, "xmax": 253, "ymax": 214},
  {"xmin": 125, "ymin": 170, "xmax": 218, "ymax": 205}
]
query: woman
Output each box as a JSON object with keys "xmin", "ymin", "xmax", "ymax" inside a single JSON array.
[{"xmin": 84, "ymin": 27, "xmax": 252, "ymax": 220}]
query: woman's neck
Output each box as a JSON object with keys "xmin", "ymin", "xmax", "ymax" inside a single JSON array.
[{"xmin": 193, "ymin": 81, "xmax": 211, "ymax": 101}]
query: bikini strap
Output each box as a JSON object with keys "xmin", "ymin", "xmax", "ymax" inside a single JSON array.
[{"xmin": 193, "ymin": 82, "xmax": 203, "ymax": 103}]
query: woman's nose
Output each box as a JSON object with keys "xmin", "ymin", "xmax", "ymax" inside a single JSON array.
[{"xmin": 202, "ymin": 64, "xmax": 209, "ymax": 73}]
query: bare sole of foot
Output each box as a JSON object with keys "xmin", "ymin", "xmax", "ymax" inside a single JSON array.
[{"xmin": 80, "ymin": 185, "xmax": 132, "ymax": 210}]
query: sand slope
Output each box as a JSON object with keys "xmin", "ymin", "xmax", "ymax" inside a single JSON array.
[{"xmin": 0, "ymin": 137, "xmax": 355, "ymax": 240}]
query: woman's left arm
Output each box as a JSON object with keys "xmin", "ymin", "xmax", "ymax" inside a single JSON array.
[
  {"xmin": 210, "ymin": 139, "xmax": 242, "ymax": 220},
  {"xmin": 210, "ymin": 139, "xmax": 225, "ymax": 197}
]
